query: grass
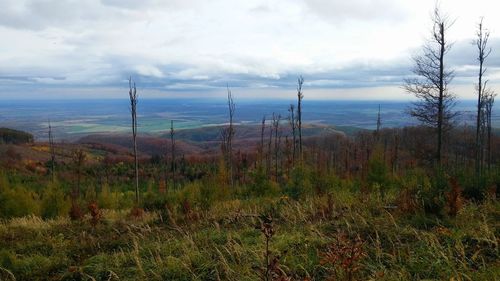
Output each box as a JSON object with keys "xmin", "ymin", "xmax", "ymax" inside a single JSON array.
[{"xmin": 0, "ymin": 189, "xmax": 498, "ymax": 281}]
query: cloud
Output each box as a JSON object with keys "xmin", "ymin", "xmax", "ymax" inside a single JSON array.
[
  {"xmin": 0, "ymin": 0, "xmax": 499, "ymax": 99},
  {"xmin": 302, "ymin": 0, "xmax": 410, "ymax": 23},
  {"xmin": 0, "ymin": 0, "xmax": 111, "ymax": 30},
  {"xmin": 135, "ymin": 65, "xmax": 165, "ymax": 78}
]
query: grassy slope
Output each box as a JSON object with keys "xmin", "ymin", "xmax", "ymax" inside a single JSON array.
[{"xmin": 0, "ymin": 191, "xmax": 498, "ymax": 281}]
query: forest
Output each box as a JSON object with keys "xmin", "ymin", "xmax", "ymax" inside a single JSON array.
[{"xmin": 0, "ymin": 6, "xmax": 499, "ymax": 281}]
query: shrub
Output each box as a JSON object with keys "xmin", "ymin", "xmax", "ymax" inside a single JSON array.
[
  {"xmin": 421, "ymin": 168, "xmax": 449, "ymax": 216},
  {"xmin": 246, "ymin": 167, "xmax": 278, "ymax": 197},
  {"xmin": 0, "ymin": 184, "xmax": 40, "ymax": 218},
  {"xmin": 445, "ymin": 178, "xmax": 463, "ymax": 217},
  {"xmin": 367, "ymin": 147, "xmax": 390, "ymax": 199},
  {"xmin": 198, "ymin": 179, "xmax": 217, "ymax": 211},
  {"xmin": 284, "ymin": 165, "xmax": 312, "ymax": 200},
  {"xmin": 395, "ymin": 169, "xmax": 429, "ymax": 214},
  {"xmin": 312, "ymin": 170, "xmax": 340, "ymax": 195},
  {"xmin": 40, "ymin": 182, "xmax": 70, "ymax": 219},
  {"xmin": 117, "ymin": 191, "xmax": 136, "ymax": 209},
  {"xmin": 179, "ymin": 182, "xmax": 203, "ymax": 208},
  {"xmin": 98, "ymin": 184, "xmax": 121, "ymax": 209},
  {"xmin": 459, "ymin": 166, "xmax": 499, "ymax": 201}
]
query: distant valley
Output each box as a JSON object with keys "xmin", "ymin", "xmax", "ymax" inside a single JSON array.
[{"xmin": 0, "ymin": 99, "xmax": 496, "ymax": 142}]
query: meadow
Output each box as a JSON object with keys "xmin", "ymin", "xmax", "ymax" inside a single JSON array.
[{"xmin": 0, "ymin": 153, "xmax": 499, "ymax": 280}]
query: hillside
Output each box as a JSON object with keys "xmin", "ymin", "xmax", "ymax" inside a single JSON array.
[
  {"xmin": 77, "ymin": 124, "xmax": 349, "ymax": 157},
  {"xmin": 0, "ymin": 128, "xmax": 34, "ymax": 144}
]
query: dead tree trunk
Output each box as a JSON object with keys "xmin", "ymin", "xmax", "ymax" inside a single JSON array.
[
  {"xmin": 436, "ymin": 19, "xmax": 445, "ymax": 165},
  {"xmin": 376, "ymin": 104, "xmax": 381, "ymax": 141},
  {"xmin": 272, "ymin": 113, "xmax": 281, "ymax": 182},
  {"xmin": 170, "ymin": 120, "xmax": 176, "ymax": 189},
  {"xmin": 288, "ymin": 104, "xmax": 297, "ymax": 165},
  {"xmin": 267, "ymin": 118, "xmax": 273, "ymax": 179},
  {"xmin": 73, "ymin": 149, "xmax": 86, "ymax": 198},
  {"xmin": 129, "ymin": 77, "xmax": 139, "ymax": 205},
  {"xmin": 392, "ymin": 133, "xmax": 399, "ymax": 175},
  {"xmin": 70, "ymin": 148, "xmax": 86, "ymax": 220},
  {"xmin": 226, "ymin": 86, "xmax": 236, "ymax": 188},
  {"xmin": 475, "ymin": 18, "xmax": 491, "ymax": 179},
  {"xmin": 297, "ymin": 76, "xmax": 304, "ymax": 161},
  {"xmin": 484, "ymin": 93, "xmax": 496, "ymax": 170},
  {"xmin": 404, "ymin": 7, "xmax": 456, "ymax": 166},
  {"xmin": 260, "ymin": 116, "xmax": 266, "ymax": 168},
  {"xmin": 48, "ymin": 119, "xmax": 56, "ymax": 182}
]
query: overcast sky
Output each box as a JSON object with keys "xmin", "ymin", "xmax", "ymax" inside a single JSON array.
[{"xmin": 0, "ymin": 0, "xmax": 499, "ymax": 100}]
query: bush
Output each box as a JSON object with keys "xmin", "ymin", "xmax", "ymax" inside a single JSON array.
[
  {"xmin": 395, "ymin": 169, "xmax": 428, "ymax": 214},
  {"xmin": 245, "ymin": 166, "xmax": 278, "ymax": 197},
  {"xmin": 459, "ymin": 166, "xmax": 498, "ymax": 201},
  {"xmin": 0, "ymin": 183, "xmax": 40, "ymax": 218},
  {"xmin": 198, "ymin": 179, "xmax": 217, "ymax": 211},
  {"xmin": 421, "ymin": 168, "xmax": 449, "ymax": 216},
  {"xmin": 117, "ymin": 191, "xmax": 136, "ymax": 209},
  {"xmin": 284, "ymin": 165, "xmax": 312, "ymax": 200},
  {"xmin": 312, "ymin": 171, "xmax": 340, "ymax": 195},
  {"xmin": 178, "ymin": 182, "xmax": 204, "ymax": 208},
  {"xmin": 40, "ymin": 182, "xmax": 70, "ymax": 219},
  {"xmin": 367, "ymin": 147, "xmax": 390, "ymax": 199},
  {"xmin": 98, "ymin": 184, "xmax": 121, "ymax": 209}
]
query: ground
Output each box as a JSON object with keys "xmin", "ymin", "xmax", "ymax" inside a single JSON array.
[{"xmin": 0, "ymin": 190, "xmax": 498, "ymax": 281}]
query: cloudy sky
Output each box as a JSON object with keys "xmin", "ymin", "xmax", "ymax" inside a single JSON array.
[{"xmin": 0, "ymin": 0, "xmax": 499, "ymax": 100}]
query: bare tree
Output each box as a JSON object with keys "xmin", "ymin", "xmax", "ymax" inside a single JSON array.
[
  {"xmin": 68, "ymin": 148, "xmax": 86, "ymax": 220},
  {"xmin": 72, "ymin": 149, "xmax": 86, "ymax": 198},
  {"xmin": 48, "ymin": 119, "xmax": 56, "ymax": 182},
  {"xmin": 392, "ymin": 132, "xmax": 400, "ymax": 175},
  {"xmin": 484, "ymin": 92, "xmax": 496, "ymax": 169},
  {"xmin": 128, "ymin": 77, "xmax": 139, "ymax": 205},
  {"xmin": 376, "ymin": 104, "xmax": 382, "ymax": 138},
  {"xmin": 272, "ymin": 113, "xmax": 281, "ymax": 181},
  {"xmin": 267, "ymin": 116, "xmax": 274, "ymax": 178},
  {"xmin": 219, "ymin": 127, "xmax": 229, "ymax": 149},
  {"xmin": 288, "ymin": 104, "xmax": 297, "ymax": 165},
  {"xmin": 260, "ymin": 115, "xmax": 266, "ymax": 168},
  {"xmin": 297, "ymin": 76, "xmax": 304, "ymax": 160},
  {"xmin": 170, "ymin": 120, "xmax": 176, "ymax": 189},
  {"xmin": 474, "ymin": 18, "xmax": 491, "ymax": 178},
  {"xmin": 284, "ymin": 135, "xmax": 291, "ymax": 176},
  {"xmin": 226, "ymin": 85, "xmax": 236, "ymax": 187},
  {"xmin": 404, "ymin": 7, "xmax": 456, "ymax": 165}
]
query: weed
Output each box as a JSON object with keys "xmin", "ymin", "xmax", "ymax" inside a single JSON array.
[
  {"xmin": 88, "ymin": 201, "xmax": 101, "ymax": 227},
  {"xmin": 321, "ymin": 232, "xmax": 366, "ymax": 281}
]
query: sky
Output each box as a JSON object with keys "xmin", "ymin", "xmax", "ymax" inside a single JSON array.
[{"xmin": 0, "ymin": 0, "xmax": 499, "ymax": 100}]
